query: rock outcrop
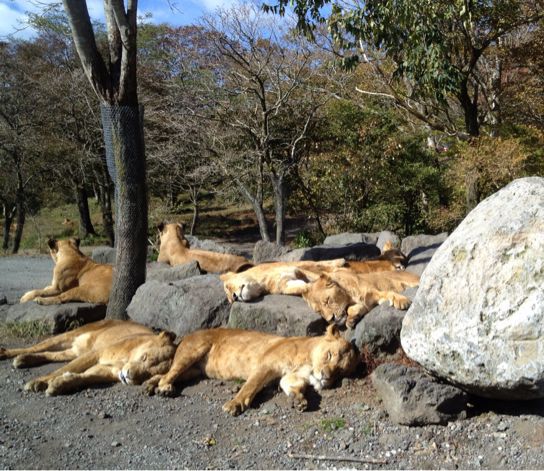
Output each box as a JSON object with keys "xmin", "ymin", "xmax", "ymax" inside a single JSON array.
[{"xmin": 402, "ymin": 177, "xmax": 544, "ymax": 399}]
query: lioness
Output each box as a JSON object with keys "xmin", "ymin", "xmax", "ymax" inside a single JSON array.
[
  {"xmin": 157, "ymin": 222, "xmax": 251, "ymax": 273},
  {"xmin": 345, "ymin": 241, "xmax": 408, "ymax": 273},
  {"xmin": 146, "ymin": 325, "xmax": 358, "ymax": 416},
  {"xmin": 297, "ymin": 270, "xmax": 420, "ymax": 328},
  {"xmin": 0, "ymin": 319, "xmax": 153, "ymax": 368},
  {"xmin": 4, "ymin": 321, "xmax": 177, "ymax": 396},
  {"xmin": 20, "ymin": 238, "xmax": 112, "ymax": 305},
  {"xmin": 220, "ymin": 259, "xmax": 346, "ymax": 302}
]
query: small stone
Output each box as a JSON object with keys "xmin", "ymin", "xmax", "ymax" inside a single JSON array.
[{"xmin": 111, "ymin": 441, "xmax": 121, "ymax": 447}]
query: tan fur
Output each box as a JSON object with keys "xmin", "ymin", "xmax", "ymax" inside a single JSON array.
[
  {"xmin": 146, "ymin": 325, "xmax": 358, "ymax": 416},
  {"xmin": 0, "ymin": 320, "xmax": 177, "ymax": 396},
  {"xmin": 299, "ymin": 270, "xmax": 420, "ymax": 329},
  {"xmin": 19, "ymin": 238, "xmax": 113, "ymax": 305},
  {"xmin": 219, "ymin": 259, "xmax": 346, "ymax": 303},
  {"xmin": 157, "ymin": 223, "xmax": 251, "ymax": 273}
]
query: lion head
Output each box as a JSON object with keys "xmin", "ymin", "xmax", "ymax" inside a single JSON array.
[
  {"xmin": 300, "ymin": 274, "xmax": 353, "ymax": 326},
  {"xmin": 47, "ymin": 238, "xmax": 82, "ymax": 263},
  {"xmin": 119, "ymin": 331, "xmax": 177, "ymax": 385},
  {"xmin": 308, "ymin": 325, "xmax": 358, "ymax": 390},
  {"xmin": 220, "ymin": 272, "xmax": 264, "ymax": 303},
  {"xmin": 157, "ymin": 222, "xmax": 190, "ymax": 249}
]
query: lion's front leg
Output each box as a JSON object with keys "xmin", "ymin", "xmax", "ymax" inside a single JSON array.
[
  {"xmin": 346, "ymin": 304, "xmax": 369, "ymax": 329},
  {"xmin": 375, "ymin": 290, "xmax": 411, "ymax": 310},
  {"xmin": 46, "ymin": 363, "xmax": 121, "ymax": 396},
  {"xmin": 279, "ymin": 370, "xmax": 310, "ymax": 412},
  {"xmin": 222, "ymin": 368, "xmax": 277, "ymax": 416},
  {"xmin": 20, "ymin": 285, "xmax": 61, "ymax": 303}
]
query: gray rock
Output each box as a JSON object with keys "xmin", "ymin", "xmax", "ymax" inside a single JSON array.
[
  {"xmin": 4, "ymin": 303, "xmax": 106, "ymax": 334},
  {"xmin": 228, "ymin": 295, "xmax": 327, "ymax": 337},
  {"xmin": 323, "ymin": 233, "xmax": 379, "ymax": 246},
  {"xmin": 347, "ymin": 287, "xmax": 418, "ymax": 359},
  {"xmin": 253, "ymin": 241, "xmax": 291, "ymax": 264},
  {"xmin": 146, "ymin": 261, "xmax": 203, "ymax": 282},
  {"xmin": 401, "ymin": 233, "xmax": 448, "ymax": 276},
  {"xmin": 91, "ymin": 246, "xmax": 156, "ymax": 264},
  {"xmin": 372, "ymin": 363, "xmax": 468, "ymax": 426},
  {"xmin": 401, "ymin": 177, "xmax": 544, "ymax": 400},
  {"xmin": 91, "ymin": 247, "xmax": 116, "ymax": 264},
  {"xmin": 279, "ymin": 243, "xmax": 380, "ymax": 262},
  {"xmin": 185, "ymin": 236, "xmax": 244, "ymax": 256},
  {"xmin": 376, "ymin": 231, "xmax": 401, "ymax": 251},
  {"xmin": 127, "ymin": 275, "xmax": 230, "ymax": 336}
]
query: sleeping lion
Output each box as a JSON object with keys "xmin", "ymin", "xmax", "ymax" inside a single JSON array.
[
  {"xmin": 297, "ymin": 270, "xmax": 420, "ymax": 328},
  {"xmin": 0, "ymin": 320, "xmax": 177, "ymax": 396},
  {"xmin": 220, "ymin": 259, "xmax": 346, "ymax": 302},
  {"xmin": 145, "ymin": 325, "xmax": 358, "ymax": 416}
]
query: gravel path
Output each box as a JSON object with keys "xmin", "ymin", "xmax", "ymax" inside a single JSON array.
[{"xmin": 1, "ymin": 255, "xmax": 544, "ymax": 469}]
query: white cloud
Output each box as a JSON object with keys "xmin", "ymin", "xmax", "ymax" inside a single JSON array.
[
  {"xmin": 200, "ymin": 0, "xmax": 237, "ymax": 10},
  {"xmin": 0, "ymin": 1, "xmax": 34, "ymax": 39}
]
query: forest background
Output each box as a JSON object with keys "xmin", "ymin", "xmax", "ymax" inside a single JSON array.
[{"xmin": 1, "ymin": 0, "xmax": 543, "ymax": 253}]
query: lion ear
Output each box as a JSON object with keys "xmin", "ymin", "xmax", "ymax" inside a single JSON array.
[
  {"xmin": 382, "ymin": 240, "xmax": 394, "ymax": 253},
  {"xmin": 47, "ymin": 238, "xmax": 58, "ymax": 251},
  {"xmin": 71, "ymin": 237, "xmax": 81, "ymax": 248},
  {"xmin": 157, "ymin": 222, "xmax": 165, "ymax": 233},
  {"xmin": 159, "ymin": 330, "xmax": 176, "ymax": 343},
  {"xmin": 326, "ymin": 324, "xmax": 341, "ymax": 338},
  {"xmin": 220, "ymin": 272, "xmax": 233, "ymax": 281},
  {"xmin": 235, "ymin": 263, "xmax": 253, "ymax": 274}
]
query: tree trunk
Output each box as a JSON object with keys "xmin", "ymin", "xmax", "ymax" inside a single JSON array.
[
  {"xmin": 101, "ymin": 104, "xmax": 147, "ymax": 320},
  {"xmin": 12, "ymin": 189, "xmax": 25, "ymax": 254},
  {"xmin": 74, "ymin": 180, "xmax": 96, "ymax": 238},
  {"xmin": 489, "ymin": 56, "xmax": 502, "ymax": 138},
  {"xmin": 189, "ymin": 187, "xmax": 199, "ymax": 236},
  {"xmin": 271, "ymin": 174, "xmax": 286, "ymax": 245},
  {"xmin": 2, "ymin": 203, "xmax": 15, "ymax": 251},
  {"xmin": 94, "ymin": 165, "xmax": 115, "ymax": 247}
]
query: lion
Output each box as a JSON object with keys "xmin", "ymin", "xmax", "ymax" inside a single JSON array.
[
  {"xmin": 157, "ymin": 222, "xmax": 252, "ymax": 274},
  {"xmin": 19, "ymin": 238, "xmax": 112, "ymax": 305},
  {"xmin": 0, "ymin": 320, "xmax": 177, "ymax": 396},
  {"xmin": 219, "ymin": 259, "xmax": 346, "ymax": 303},
  {"xmin": 344, "ymin": 240, "xmax": 408, "ymax": 273},
  {"xmin": 295, "ymin": 270, "xmax": 420, "ymax": 329},
  {"xmin": 145, "ymin": 324, "xmax": 358, "ymax": 416}
]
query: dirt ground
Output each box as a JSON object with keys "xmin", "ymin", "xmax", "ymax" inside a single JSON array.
[{"xmin": 1, "ymin": 255, "xmax": 544, "ymax": 470}]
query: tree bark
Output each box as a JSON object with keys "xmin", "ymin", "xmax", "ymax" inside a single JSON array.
[
  {"xmin": 12, "ymin": 189, "xmax": 25, "ymax": 254},
  {"xmin": 101, "ymin": 104, "xmax": 147, "ymax": 320},
  {"xmin": 271, "ymin": 174, "xmax": 286, "ymax": 245},
  {"xmin": 74, "ymin": 180, "xmax": 96, "ymax": 238},
  {"xmin": 2, "ymin": 203, "xmax": 15, "ymax": 251}
]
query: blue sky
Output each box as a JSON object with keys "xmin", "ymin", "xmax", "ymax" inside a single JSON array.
[{"xmin": 0, "ymin": 0, "xmax": 239, "ymax": 39}]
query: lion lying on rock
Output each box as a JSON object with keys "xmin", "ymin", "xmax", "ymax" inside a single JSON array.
[
  {"xmin": 157, "ymin": 222, "xmax": 251, "ymax": 274},
  {"xmin": 297, "ymin": 270, "xmax": 420, "ymax": 328},
  {"xmin": 145, "ymin": 325, "xmax": 358, "ymax": 416},
  {"xmin": 346, "ymin": 241, "xmax": 408, "ymax": 273},
  {"xmin": 20, "ymin": 238, "xmax": 112, "ymax": 305},
  {"xmin": 0, "ymin": 320, "xmax": 177, "ymax": 396},
  {"xmin": 220, "ymin": 259, "xmax": 346, "ymax": 302}
]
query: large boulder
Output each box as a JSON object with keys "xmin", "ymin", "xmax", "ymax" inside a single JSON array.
[
  {"xmin": 279, "ymin": 243, "xmax": 380, "ymax": 262},
  {"xmin": 146, "ymin": 261, "xmax": 203, "ymax": 282},
  {"xmin": 253, "ymin": 241, "xmax": 291, "ymax": 263},
  {"xmin": 323, "ymin": 232, "xmax": 379, "ymax": 246},
  {"xmin": 347, "ymin": 287, "xmax": 418, "ymax": 360},
  {"xmin": 228, "ymin": 295, "xmax": 327, "ymax": 337},
  {"xmin": 401, "ymin": 177, "xmax": 544, "ymax": 400},
  {"xmin": 91, "ymin": 246, "xmax": 156, "ymax": 264},
  {"xmin": 372, "ymin": 364, "xmax": 468, "ymax": 426},
  {"xmin": 127, "ymin": 275, "xmax": 230, "ymax": 336},
  {"xmin": 401, "ymin": 233, "xmax": 448, "ymax": 276},
  {"xmin": 3, "ymin": 302, "xmax": 106, "ymax": 334}
]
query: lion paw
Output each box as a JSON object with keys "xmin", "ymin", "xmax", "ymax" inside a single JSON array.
[
  {"xmin": 393, "ymin": 295, "xmax": 411, "ymax": 310},
  {"xmin": 290, "ymin": 395, "xmax": 308, "ymax": 412},
  {"xmin": 24, "ymin": 378, "xmax": 48, "ymax": 393},
  {"xmin": 13, "ymin": 354, "xmax": 32, "ymax": 369},
  {"xmin": 222, "ymin": 399, "xmax": 246, "ymax": 416},
  {"xmin": 20, "ymin": 292, "xmax": 34, "ymax": 303},
  {"xmin": 35, "ymin": 297, "xmax": 53, "ymax": 306},
  {"xmin": 156, "ymin": 383, "xmax": 176, "ymax": 397}
]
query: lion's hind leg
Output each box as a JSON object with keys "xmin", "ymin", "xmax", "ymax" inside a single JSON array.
[
  {"xmin": 46, "ymin": 363, "xmax": 122, "ymax": 396},
  {"xmin": 35, "ymin": 285, "xmax": 107, "ymax": 305},
  {"xmin": 13, "ymin": 349, "xmax": 78, "ymax": 368},
  {"xmin": 1, "ymin": 329, "xmax": 81, "ymax": 363}
]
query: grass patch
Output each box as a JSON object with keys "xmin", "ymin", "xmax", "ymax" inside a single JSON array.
[
  {"xmin": 0, "ymin": 321, "xmax": 50, "ymax": 339},
  {"xmin": 320, "ymin": 417, "xmax": 346, "ymax": 432}
]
